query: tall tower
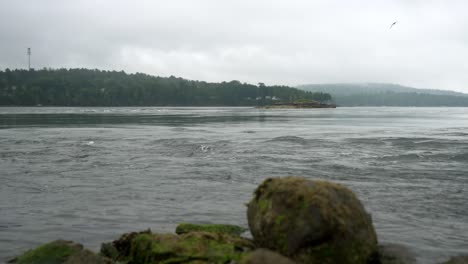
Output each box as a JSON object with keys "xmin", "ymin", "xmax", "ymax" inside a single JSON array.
[{"xmin": 27, "ymin": 48, "xmax": 31, "ymax": 70}]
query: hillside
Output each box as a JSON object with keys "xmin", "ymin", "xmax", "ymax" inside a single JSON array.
[
  {"xmin": 0, "ymin": 68, "xmax": 331, "ymax": 106},
  {"xmin": 298, "ymin": 83, "xmax": 468, "ymax": 106}
]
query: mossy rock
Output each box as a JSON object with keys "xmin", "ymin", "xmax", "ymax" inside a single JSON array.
[
  {"xmin": 131, "ymin": 232, "xmax": 254, "ymax": 264},
  {"xmin": 175, "ymin": 223, "xmax": 246, "ymax": 236},
  {"xmin": 100, "ymin": 229, "xmax": 151, "ymax": 262},
  {"xmin": 101, "ymin": 230, "xmax": 254, "ymax": 264},
  {"xmin": 247, "ymin": 177, "xmax": 378, "ymax": 264},
  {"xmin": 240, "ymin": 248, "xmax": 296, "ymax": 264},
  {"xmin": 9, "ymin": 240, "xmax": 109, "ymax": 264}
]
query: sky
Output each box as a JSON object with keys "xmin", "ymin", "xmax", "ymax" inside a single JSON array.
[{"xmin": 1, "ymin": 0, "xmax": 467, "ymax": 92}]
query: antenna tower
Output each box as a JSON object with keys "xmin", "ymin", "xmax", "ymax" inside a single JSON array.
[{"xmin": 27, "ymin": 48, "xmax": 31, "ymax": 70}]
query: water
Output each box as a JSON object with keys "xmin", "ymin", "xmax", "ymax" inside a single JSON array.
[{"xmin": 0, "ymin": 107, "xmax": 467, "ymax": 263}]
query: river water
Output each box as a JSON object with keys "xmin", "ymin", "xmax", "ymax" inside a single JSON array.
[{"xmin": 0, "ymin": 107, "xmax": 467, "ymax": 263}]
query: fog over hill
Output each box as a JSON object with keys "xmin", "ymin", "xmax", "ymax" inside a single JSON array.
[{"xmin": 298, "ymin": 83, "xmax": 468, "ymax": 107}]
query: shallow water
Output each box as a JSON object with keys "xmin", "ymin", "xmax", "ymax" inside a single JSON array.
[{"xmin": 0, "ymin": 107, "xmax": 467, "ymax": 263}]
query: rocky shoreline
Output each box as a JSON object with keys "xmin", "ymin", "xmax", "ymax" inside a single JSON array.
[{"xmin": 8, "ymin": 177, "xmax": 466, "ymax": 264}]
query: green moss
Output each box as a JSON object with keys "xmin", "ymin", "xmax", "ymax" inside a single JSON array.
[
  {"xmin": 258, "ymin": 199, "xmax": 271, "ymax": 214},
  {"xmin": 100, "ymin": 229, "xmax": 152, "ymax": 263},
  {"xmin": 14, "ymin": 240, "xmax": 79, "ymax": 264},
  {"xmin": 129, "ymin": 232, "xmax": 253, "ymax": 264},
  {"xmin": 275, "ymin": 214, "xmax": 286, "ymax": 226},
  {"xmin": 175, "ymin": 223, "xmax": 246, "ymax": 236},
  {"xmin": 130, "ymin": 234, "xmax": 157, "ymax": 263}
]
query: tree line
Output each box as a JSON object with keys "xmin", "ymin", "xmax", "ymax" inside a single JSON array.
[{"xmin": 0, "ymin": 68, "xmax": 332, "ymax": 106}]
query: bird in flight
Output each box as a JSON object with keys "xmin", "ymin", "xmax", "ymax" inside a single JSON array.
[{"xmin": 390, "ymin": 21, "xmax": 397, "ymax": 29}]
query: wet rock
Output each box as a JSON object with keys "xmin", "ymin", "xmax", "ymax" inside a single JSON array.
[
  {"xmin": 247, "ymin": 176, "xmax": 378, "ymax": 264},
  {"xmin": 240, "ymin": 248, "xmax": 296, "ymax": 264},
  {"xmin": 131, "ymin": 231, "xmax": 254, "ymax": 263},
  {"xmin": 378, "ymin": 243, "xmax": 417, "ymax": 264},
  {"xmin": 64, "ymin": 250, "xmax": 111, "ymax": 264},
  {"xmin": 101, "ymin": 230, "xmax": 254, "ymax": 263},
  {"xmin": 100, "ymin": 229, "xmax": 151, "ymax": 262},
  {"xmin": 175, "ymin": 223, "xmax": 247, "ymax": 236},
  {"xmin": 99, "ymin": 242, "xmax": 119, "ymax": 261},
  {"xmin": 9, "ymin": 240, "xmax": 109, "ymax": 264},
  {"xmin": 440, "ymin": 255, "xmax": 468, "ymax": 264}
]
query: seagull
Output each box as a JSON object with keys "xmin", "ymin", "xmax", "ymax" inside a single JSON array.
[{"xmin": 390, "ymin": 21, "xmax": 397, "ymax": 29}]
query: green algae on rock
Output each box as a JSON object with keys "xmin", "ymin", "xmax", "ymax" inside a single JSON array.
[
  {"xmin": 247, "ymin": 176, "xmax": 378, "ymax": 264},
  {"xmin": 100, "ymin": 229, "xmax": 255, "ymax": 264},
  {"xmin": 175, "ymin": 223, "xmax": 247, "ymax": 236},
  {"xmin": 9, "ymin": 240, "xmax": 109, "ymax": 264},
  {"xmin": 100, "ymin": 229, "xmax": 152, "ymax": 262}
]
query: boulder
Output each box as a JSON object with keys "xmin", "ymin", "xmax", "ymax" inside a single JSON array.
[
  {"xmin": 9, "ymin": 240, "xmax": 109, "ymax": 264},
  {"xmin": 247, "ymin": 177, "xmax": 378, "ymax": 264},
  {"xmin": 175, "ymin": 223, "xmax": 247, "ymax": 236},
  {"xmin": 240, "ymin": 248, "xmax": 296, "ymax": 264}
]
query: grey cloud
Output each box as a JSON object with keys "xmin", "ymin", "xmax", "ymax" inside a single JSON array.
[{"xmin": 1, "ymin": 0, "xmax": 467, "ymax": 92}]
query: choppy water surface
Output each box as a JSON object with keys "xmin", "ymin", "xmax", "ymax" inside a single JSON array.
[{"xmin": 0, "ymin": 107, "xmax": 467, "ymax": 263}]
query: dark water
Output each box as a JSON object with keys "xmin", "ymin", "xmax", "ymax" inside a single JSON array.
[{"xmin": 0, "ymin": 107, "xmax": 467, "ymax": 263}]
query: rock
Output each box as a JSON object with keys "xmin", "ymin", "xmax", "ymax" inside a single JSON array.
[
  {"xmin": 131, "ymin": 231, "xmax": 254, "ymax": 263},
  {"xmin": 240, "ymin": 248, "xmax": 296, "ymax": 264},
  {"xmin": 440, "ymin": 255, "xmax": 468, "ymax": 264},
  {"xmin": 247, "ymin": 177, "xmax": 378, "ymax": 264},
  {"xmin": 9, "ymin": 240, "xmax": 109, "ymax": 264},
  {"xmin": 101, "ymin": 230, "xmax": 255, "ymax": 263},
  {"xmin": 100, "ymin": 229, "xmax": 151, "ymax": 262},
  {"xmin": 64, "ymin": 250, "xmax": 110, "ymax": 264},
  {"xmin": 175, "ymin": 223, "xmax": 247, "ymax": 236},
  {"xmin": 378, "ymin": 243, "xmax": 417, "ymax": 264},
  {"xmin": 99, "ymin": 242, "xmax": 119, "ymax": 261}
]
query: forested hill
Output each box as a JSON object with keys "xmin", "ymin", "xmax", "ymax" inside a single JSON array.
[
  {"xmin": 298, "ymin": 83, "xmax": 468, "ymax": 107},
  {"xmin": 0, "ymin": 68, "xmax": 331, "ymax": 106}
]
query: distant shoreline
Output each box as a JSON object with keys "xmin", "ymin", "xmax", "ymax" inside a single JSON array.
[
  {"xmin": 257, "ymin": 102, "xmax": 337, "ymax": 109},
  {"xmin": 3, "ymin": 105, "xmax": 468, "ymax": 108}
]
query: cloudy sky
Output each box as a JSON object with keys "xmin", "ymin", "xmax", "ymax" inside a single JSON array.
[{"xmin": 1, "ymin": 0, "xmax": 467, "ymax": 92}]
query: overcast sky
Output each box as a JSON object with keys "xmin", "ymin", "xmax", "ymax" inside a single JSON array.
[{"xmin": 1, "ymin": 0, "xmax": 467, "ymax": 92}]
